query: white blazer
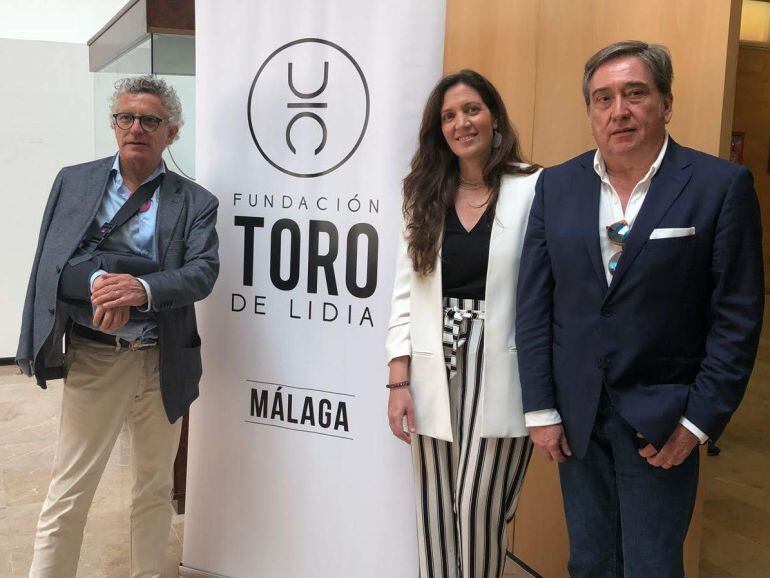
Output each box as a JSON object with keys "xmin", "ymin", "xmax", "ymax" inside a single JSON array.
[{"xmin": 386, "ymin": 169, "xmax": 541, "ymax": 441}]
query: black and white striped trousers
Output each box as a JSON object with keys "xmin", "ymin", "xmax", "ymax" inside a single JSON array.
[{"xmin": 412, "ymin": 297, "xmax": 533, "ymax": 578}]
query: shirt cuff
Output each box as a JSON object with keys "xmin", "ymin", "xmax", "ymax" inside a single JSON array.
[
  {"xmin": 525, "ymin": 408, "xmax": 563, "ymax": 428},
  {"xmin": 680, "ymin": 417, "xmax": 709, "ymax": 444},
  {"xmin": 89, "ymin": 269, "xmax": 107, "ymax": 292},
  {"xmin": 136, "ymin": 278, "xmax": 152, "ymax": 312}
]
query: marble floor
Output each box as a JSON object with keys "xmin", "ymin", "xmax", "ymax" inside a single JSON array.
[{"xmin": 1, "ymin": 300, "xmax": 768, "ymax": 577}]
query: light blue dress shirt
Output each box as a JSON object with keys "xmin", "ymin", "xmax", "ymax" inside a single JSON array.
[{"xmin": 69, "ymin": 154, "xmax": 165, "ymax": 342}]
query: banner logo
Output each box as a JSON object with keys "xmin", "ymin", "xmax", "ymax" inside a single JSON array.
[{"xmin": 248, "ymin": 38, "xmax": 370, "ymax": 178}]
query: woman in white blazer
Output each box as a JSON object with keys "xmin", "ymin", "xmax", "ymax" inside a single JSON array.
[{"xmin": 386, "ymin": 70, "xmax": 541, "ymax": 578}]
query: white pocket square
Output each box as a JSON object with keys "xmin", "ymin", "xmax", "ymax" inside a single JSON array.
[{"xmin": 649, "ymin": 227, "xmax": 695, "ymax": 240}]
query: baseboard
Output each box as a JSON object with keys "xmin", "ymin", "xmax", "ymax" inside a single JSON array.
[
  {"xmin": 179, "ymin": 564, "xmax": 232, "ymax": 578},
  {"xmin": 181, "ymin": 555, "xmax": 540, "ymax": 578},
  {"xmin": 0, "ymin": 357, "xmax": 16, "ymax": 366}
]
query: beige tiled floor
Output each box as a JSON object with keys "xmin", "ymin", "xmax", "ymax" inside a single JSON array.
[
  {"xmin": 2, "ymin": 299, "xmax": 768, "ymax": 578},
  {"xmin": 0, "ymin": 365, "xmax": 182, "ymax": 578},
  {"xmin": 0, "ymin": 365, "xmax": 528, "ymax": 578}
]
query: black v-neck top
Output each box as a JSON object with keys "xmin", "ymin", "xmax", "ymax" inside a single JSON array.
[{"xmin": 441, "ymin": 205, "xmax": 493, "ymax": 300}]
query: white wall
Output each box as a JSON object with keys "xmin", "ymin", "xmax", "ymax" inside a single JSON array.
[
  {"xmin": 0, "ymin": 0, "xmax": 128, "ymax": 44},
  {"xmin": 0, "ymin": 38, "xmax": 94, "ymax": 358},
  {"xmin": 159, "ymin": 74, "xmax": 196, "ymax": 179}
]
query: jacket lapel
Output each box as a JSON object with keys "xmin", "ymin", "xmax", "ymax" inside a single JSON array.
[
  {"xmin": 491, "ymin": 178, "xmax": 509, "ymax": 240},
  {"xmin": 156, "ymin": 170, "xmax": 183, "ymax": 262},
  {"xmin": 577, "ymin": 155, "xmax": 608, "ymax": 292},
  {"xmin": 85, "ymin": 159, "xmax": 112, "ymax": 219},
  {"xmin": 604, "ymin": 139, "xmax": 693, "ymax": 301},
  {"xmin": 64, "ymin": 158, "xmax": 113, "ymax": 256}
]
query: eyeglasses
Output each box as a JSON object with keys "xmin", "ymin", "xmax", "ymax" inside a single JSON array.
[
  {"xmin": 112, "ymin": 113, "xmax": 167, "ymax": 133},
  {"xmin": 606, "ymin": 219, "xmax": 630, "ymax": 275}
]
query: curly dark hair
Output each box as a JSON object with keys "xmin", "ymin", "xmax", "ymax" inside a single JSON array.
[{"xmin": 403, "ymin": 69, "xmax": 538, "ymax": 275}]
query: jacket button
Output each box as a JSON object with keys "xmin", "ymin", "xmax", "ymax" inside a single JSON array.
[
  {"xmin": 55, "ymin": 265, "xmax": 61, "ymax": 273},
  {"xmin": 48, "ymin": 307, "xmax": 55, "ymax": 315},
  {"xmin": 601, "ymin": 310, "xmax": 613, "ymax": 318}
]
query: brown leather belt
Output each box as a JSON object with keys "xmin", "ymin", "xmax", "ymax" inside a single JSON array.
[{"xmin": 72, "ymin": 323, "xmax": 158, "ymax": 351}]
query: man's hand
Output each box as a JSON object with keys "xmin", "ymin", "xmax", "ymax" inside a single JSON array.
[
  {"xmin": 91, "ymin": 273, "xmax": 148, "ymax": 308},
  {"xmin": 638, "ymin": 424, "xmax": 699, "ymax": 469},
  {"xmin": 92, "ymin": 303, "xmax": 131, "ymax": 332},
  {"xmin": 529, "ymin": 423, "xmax": 573, "ymax": 462}
]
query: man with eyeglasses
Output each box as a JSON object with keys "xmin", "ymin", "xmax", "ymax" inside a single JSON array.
[
  {"xmin": 516, "ymin": 41, "xmax": 763, "ymax": 577},
  {"xmin": 17, "ymin": 75, "xmax": 219, "ymax": 577}
]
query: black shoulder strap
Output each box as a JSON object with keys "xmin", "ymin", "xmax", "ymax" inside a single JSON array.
[{"xmin": 70, "ymin": 173, "xmax": 164, "ymax": 266}]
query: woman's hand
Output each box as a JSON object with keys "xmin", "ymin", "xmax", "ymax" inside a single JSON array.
[
  {"xmin": 387, "ymin": 355, "xmax": 414, "ymax": 443},
  {"xmin": 388, "ymin": 387, "xmax": 416, "ymax": 444}
]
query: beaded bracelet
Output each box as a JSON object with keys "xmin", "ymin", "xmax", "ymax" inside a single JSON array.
[{"xmin": 386, "ymin": 380, "xmax": 410, "ymax": 389}]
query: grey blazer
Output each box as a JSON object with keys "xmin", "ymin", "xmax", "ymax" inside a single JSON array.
[{"xmin": 16, "ymin": 156, "xmax": 220, "ymax": 423}]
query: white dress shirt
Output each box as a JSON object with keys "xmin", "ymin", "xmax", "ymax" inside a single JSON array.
[{"xmin": 524, "ymin": 135, "xmax": 708, "ymax": 443}]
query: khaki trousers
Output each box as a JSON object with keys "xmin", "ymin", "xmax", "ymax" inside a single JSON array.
[{"xmin": 29, "ymin": 334, "xmax": 183, "ymax": 578}]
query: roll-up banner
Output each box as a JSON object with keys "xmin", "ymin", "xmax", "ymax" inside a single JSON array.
[{"xmin": 183, "ymin": 2, "xmax": 446, "ymax": 576}]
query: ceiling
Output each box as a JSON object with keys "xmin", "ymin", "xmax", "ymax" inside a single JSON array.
[
  {"xmin": 1, "ymin": 0, "xmax": 768, "ymax": 47},
  {"xmin": 0, "ymin": 0, "xmax": 129, "ymax": 44}
]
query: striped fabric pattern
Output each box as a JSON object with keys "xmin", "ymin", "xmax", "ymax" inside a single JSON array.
[
  {"xmin": 442, "ymin": 297, "xmax": 486, "ymax": 380},
  {"xmin": 412, "ymin": 298, "xmax": 533, "ymax": 578}
]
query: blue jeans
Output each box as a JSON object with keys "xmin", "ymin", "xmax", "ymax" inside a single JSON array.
[{"xmin": 558, "ymin": 391, "xmax": 699, "ymax": 578}]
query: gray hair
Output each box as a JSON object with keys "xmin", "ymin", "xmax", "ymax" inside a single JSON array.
[
  {"xmin": 583, "ymin": 40, "xmax": 673, "ymax": 105},
  {"xmin": 110, "ymin": 75, "xmax": 183, "ymax": 140}
]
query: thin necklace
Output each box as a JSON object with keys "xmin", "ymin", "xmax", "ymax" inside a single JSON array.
[{"xmin": 459, "ymin": 175, "xmax": 484, "ymax": 190}]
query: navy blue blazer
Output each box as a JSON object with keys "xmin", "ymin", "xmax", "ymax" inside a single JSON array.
[{"xmin": 515, "ymin": 138, "xmax": 764, "ymax": 458}]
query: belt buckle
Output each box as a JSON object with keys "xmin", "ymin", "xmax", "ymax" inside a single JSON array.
[{"xmin": 128, "ymin": 340, "xmax": 155, "ymax": 351}]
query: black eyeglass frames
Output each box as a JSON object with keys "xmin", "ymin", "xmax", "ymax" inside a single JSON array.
[{"xmin": 112, "ymin": 113, "xmax": 168, "ymax": 133}]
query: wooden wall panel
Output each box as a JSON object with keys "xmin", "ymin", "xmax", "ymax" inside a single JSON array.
[
  {"xmin": 444, "ymin": 1, "xmax": 742, "ymax": 576},
  {"xmin": 529, "ymin": 2, "xmax": 595, "ymax": 166},
  {"xmin": 720, "ymin": 0, "xmax": 744, "ymax": 159},
  {"xmin": 532, "ymin": 0, "xmax": 741, "ymax": 166},
  {"xmin": 733, "ymin": 45, "xmax": 770, "ymax": 287},
  {"xmin": 443, "ymin": 0, "xmax": 538, "ymax": 159},
  {"xmin": 147, "ymin": 0, "xmax": 194, "ymax": 34},
  {"xmin": 511, "ymin": 453, "xmax": 569, "ymax": 576}
]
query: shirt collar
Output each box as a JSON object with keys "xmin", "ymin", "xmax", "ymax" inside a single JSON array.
[
  {"xmin": 593, "ymin": 133, "xmax": 669, "ymax": 183},
  {"xmin": 111, "ymin": 153, "xmax": 167, "ymax": 189}
]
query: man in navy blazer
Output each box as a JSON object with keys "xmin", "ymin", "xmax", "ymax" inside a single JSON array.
[{"xmin": 516, "ymin": 41, "xmax": 763, "ymax": 577}]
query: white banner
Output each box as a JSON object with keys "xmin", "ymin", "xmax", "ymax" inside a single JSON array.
[{"xmin": 183, "ymin": 2, "xmax": 446, "ymax": 577}]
